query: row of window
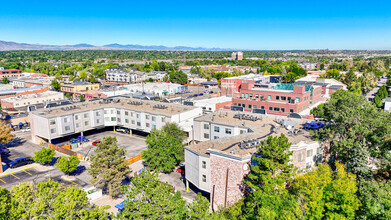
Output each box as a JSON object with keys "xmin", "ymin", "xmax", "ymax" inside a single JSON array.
[
  {"xmin": 297, "ymin": 148, "xmax": 322, "ymax": 162},
  {"xmin": 236, "ymin": 103, "xmax": 295, "ymax": 113},
  {"xmin": 105, "ymin": 110, "xmax": 165, "ymax": 122},
  {"xmin": 241, "ymin": 93, "xmax": 302, "ymax": 103}
]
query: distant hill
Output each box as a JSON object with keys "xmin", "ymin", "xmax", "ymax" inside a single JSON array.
[{"xmin": 0, "ymin": 40, "xmax": 232, "ymax": 51}]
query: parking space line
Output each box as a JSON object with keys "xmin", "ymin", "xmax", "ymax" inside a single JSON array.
[
  {"xmin": 0, "ymin": 166, "xmax": 35, "ymax": 178},
  {"xmin": 11, "ymin": 174, "xmax": 20, "ymax": 179},
  {"xmin": 0, "ymin": 179, "xmax": 5, "ymax": 183},
  {"xmin": 23, "ymin": 170, "xmax": 32, "ymax": 175}
]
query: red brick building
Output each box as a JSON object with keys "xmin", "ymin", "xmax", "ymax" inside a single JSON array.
[
  {"xmin": 0, "ymin": 69, "xmax": 22, "ymax": 80},
  {"xmin": 232, "ymin": 82, "xmax": 323, "ymax": 115}
]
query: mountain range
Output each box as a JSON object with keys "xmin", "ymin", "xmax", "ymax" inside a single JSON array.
[{"xmin": 0, "ymin": 40, "xmax": 233, "ymax": 51}]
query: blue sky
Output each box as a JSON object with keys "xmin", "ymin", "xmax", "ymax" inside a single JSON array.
[{"xmin": 0, "ymin": 0, "xmax": 390, "ymax": 50}]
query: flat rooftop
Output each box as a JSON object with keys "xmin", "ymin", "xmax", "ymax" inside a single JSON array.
[
  {"xmin": 32, "ymin": 97, "xmax": 199, "ymax": 118},
  {"xmin": 188, "ymin": 109, "xmax": 313, "ymax": 157},
  {"xmin": 2, "ymin": 91, "xmax": 63, "ymax": 103}
]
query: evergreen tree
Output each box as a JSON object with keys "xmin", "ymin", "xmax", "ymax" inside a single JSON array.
[{"xmin": 88, "ymin": 136, "xmax": 131, "ymax": 198}]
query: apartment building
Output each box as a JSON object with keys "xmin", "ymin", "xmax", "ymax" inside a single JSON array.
[
  {"xmin": 231, "ymin": 52, "xmax": 243, "ymax": 60},
  {"xmin": 60, "ymin": 81, "xmax": 100, "ymax": 94},
  {"xmin": 123, "ymin": 82, "xmax": 187, "ymax": 97},
  {"xmin": 232, "ymin": 83, "xmax": 323, "ymax": 116},
  {"xmin": 1, "ymin": 91, "xmax": 64, "ymax": 110},
  {"xmin": 185, "ymin": 110, "xmax": 322, "ymax": 209},
  {"xmin": 220, "ymin": 74, "xmax": 281, "ymax": 97},
  {"xmin": 0, "ymin": 69, "xmax": 22, "ymax": 80},
  {"xmin": 105, "ymin": 67, "xmax": 136, "ymax": 83},
  {"xmin": 29, "ymin": 98, "xmax": 202, "ymax": 144}
]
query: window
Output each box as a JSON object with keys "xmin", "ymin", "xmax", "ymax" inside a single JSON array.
[
  {"xmin": 268, "ymin": 95, "xmax": 271, "ymax": 100},
  {"xmin": 137, "ymin": 122, "xmax": 141, "ymax": 126},
  {"xmin": 307, "ymin": 149, "xmax": 313, "ymax": 157},
  {"xmin": 146, "ymin": 123, "xmax": 150, "ymax": 128},
  {"xmin": 245, "ymin": 93, "xmax": 248, "ymax": 98},
  {"xmin": 255, "ymin": 94, "xmax": 259, "ymax": 99},
  {"xmin": 225, "ymin": 128, "xmax": 232, "ymax": 134},
  {"xmin": 295, "ymin": 97, "xmax": 300, "ymax": 103},
  {"xmin": 152, "ymin": 116, "xmax": 156, "ymax": 121},
  {"xmin": 125, "ymin": 119, "xmax": 129, "ymax": 123},
  {"xmin": 84, "ymin": 113, "xmax": 88, "ymax": 118},
  {"xmin": 241, "ymin": 93, "xmax": 244, "ymax": 97},
  {"xmin": 249, "ymin": 93, "xmax": 253, "ymax": 98},
  {"xmin": 75, "ymin": 115, "xmax": 79, "ymax": 120},
  {"xmin": 104, "ymin": 110, "xmax": 108, "ymax": 114},
  {"xmin": 146, "ymin": 115, "xmax": 150, "ymax": 120},
  {"xmin": 242, "ymin": 104, "xmax": 246, "ymax": 108},
  {"xmin": 214, "ymin": 126, "xmax": 220, "ymax": 132},
  {"xmin": 269, "ymin": 107, "xmax": 273, "ymax": 111},
  {"xmin": 117, "ymin": 111, "xmax": 120, "ymax": 115},
  {"xmin": 281, "ymin": 96, "xmax": 286, "ymax": 101},
  {"xmin": 298, "ymin": 153, "xmax": 305, "ymax": 162},
  {"xmin": 50, "ymin": 120, "xmax": 56, "ymax": 125},
  {"xmin": 162, "ymin": 117, "xmax": 165, "ymax": 122},
  {"xmin": 111, "ymin": 117, "xmax": 116, "ymax": 121},
  {"xmin": 105, "ymin": 117, "xmax": 109, "ymax": 121},
  {"xmin": 317, "ymin": 147, "xmax": 322, "ymax": 155},
  {"xmin": 95, "ymin": 111, "xmax": 100, "ymax": 116},
  {"xmin": 281, "ymin": 108, "xmax": 285, "ymax": 112},
  {"xmin": 202, "ymin": 175, "xmax": 206, "ymax": 182},
  {"xmin": 204, "ymin": 133, "xmax": 209, "ymax": 139},
  {"xmin": 276, "ymin": 96, "xmax": 280, "ymax": 100},
  {"xmin": 261, "ymin": 106, "xmax": 264, "ymax": 109},
  {"xmin": 96, "ymin": 119, "xmax": 100, "ymax": 124},
  {"xmin": 131, "ymin": 120, "xmax": 135, "ymax": 124},
  {"xmin": 136, "ymin": 114, "xmax": 140, "ymax": 119},
  {"xmin": 50, "ymin": 128, "xmax": 56, "ymax": 133},
  {"xmin": 125, "ymin": 111, "xmax": 129, "ymax": 116},
  {"xmin": 240, "ymin": 130, "xmax": 246, "ymax": 134},
  {"xmin": 131, "ymin": 112, "xmax": 134, "ymax": 117},
  {"xmin": 274, "ymin": 107, "xmax": 280, "ymax": 111},
  {"xmin": 76, "ymin": 123, "xmax": 81, "ymax": 128},
  {"xmin": 63, "ymin": 118, "xmax": 68, "ymax": 123},
  {"xmin": 249, "ymin": 105, "xmax": 252, "ymax": 109},
  {"xmin": 65, "ymin": 126, "xmax": 70, "ymax": 131},
  {"xmin": 85, "ymin": 121, "xmax": 89, "ymax": 126},
  {"xmin": 253, "ymin": 105, "xmax": 257, "ymax": 109},
  {"xmin": 290, "ymin": 109, "xmax": 294, "ymax": 113},
  {"xmin": 117, "ymin": 118, "xmax": 121, "ymax": 122},
  {"xmin": 202, "ymin": 161, "xmax": 206, "ymax": 169},
  {"xmin": 204, "ymin": 124, "xmax": 209, "ymax": 129},
  {"xmin": 214, "ymin": 136, "xmax": 219, "ymax": 139}
]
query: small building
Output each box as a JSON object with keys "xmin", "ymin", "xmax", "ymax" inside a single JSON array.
[
  {"xmin": 0, "ymin": 86, "xmax": 49, "ymax": 101},
  {"xmin": 13, "ymin": 76, "xmax": 54, "ymax": 88},
  {"xmin": 123, "ymin": 83, "xmax": 187, "ymax": 97},
  {"xmin": 60, "ymin": 81, "xmax": 100, "ymax": 95},
  {"xmin": 384, "ymin": 97, "xmax": 391, "ymax": 112},
  {"xmin": 184, "ymin": 96, "xmax": 232, "ymax": 112},
  {"xmin": 295, "ymin": 76, "xmax": 347, "ymax": 97},
  {"xmin": 1, "ymin": 91, "xmax": 64, "ymax": 110},
  {"xmin": 0, "ymin": 69, "xmax": 22, "ymax": 80}
]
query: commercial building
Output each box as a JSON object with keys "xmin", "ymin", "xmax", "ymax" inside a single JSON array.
[
  {"xmin": 184, "ymin": 96, "xmax": 232, "ymax": 112},
  {"xmin": 0, "ymin": 84, "xmax": 14, "ymax": 91},
  {"xmin": 1, "ymin": 91, "xmax": 64, "ymax": 110},
  {"xmin": 13, "ymin": 76, "xmax": 54, "ymax": 88},
  {"xmin": 122, "ymin": 82, "xmax": 187, "ymax": 97},
  {"xmin": 60, "ymin": 81, "xmax": 100, "ymax": 95},
  {"xmin": 0, "ymin": 86, "xmax": 49, "ymax": 100},
  {"xmin": 29, "ymin": 98, "xmax": 202, "ymax": 144},
  {"xmin": 232, "ymin": 83, "xmax": 323, "ymax": 116},
  {"xmin": 231, "ymin": 52, "xmax": 243, "ymax": 60},
  {"xmin": 0, "ymin": 69, "xmax": 22, "ymax": 80},
  {"xmin": 294, "ymin": 76, "xmax": 347, "ymax": 97},
  {"xmin": 221, "ymin": 74, "xmax": 281, "ymax": 97},
  {"xmin": 185, "ymin": 110, "xmax": 322, "ymax": 209}
]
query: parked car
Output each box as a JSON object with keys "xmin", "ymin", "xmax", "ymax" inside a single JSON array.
[
  {"xmin": 92, "ymin": 140, "xmax": 101, "ymax": 146},
  {"xmin": 77, "ymin": 136, "xmax": 89, "ymax": 142},
  {"xmin": 116, "ymin": 128, "xmax": 129, "ymax": 134},
  {"xmin": 199, "ymin": 93, "xmax": 203, "ymax": 96},
  {"xmin": 70, "ymin": 138, "xmax": 81, "ymax": 144},
  {"xmin": 8, "ymin": 157, "xmax": 33, "ymax": 169},
  {"xmin": 209, "ymin": 91, "xmax": 214, "ymax": 94},
  {"xmin": 22, "ymin": 127, "xmax": 31, "ymax": 132},
  {"xmin": 0, "ymin": 147, "xmax": 10, "ymax": 155}
]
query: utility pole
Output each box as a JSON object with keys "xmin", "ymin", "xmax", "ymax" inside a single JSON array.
[{"xmin": 224, "ymin": 168, "xmax": 229, "ymax": 207}]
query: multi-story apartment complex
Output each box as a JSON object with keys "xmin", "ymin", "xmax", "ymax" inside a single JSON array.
[
  {"xmin": 220, "ymin": 74, "xmax": 281, "ymax": 97},
  {"xmin": 232, "ymin": 82, "xmax": 323, "ymax": 116},
  {"xmin": 231, "ymin": 52, "xmax": 243, "ymax": 60},
  {"xmin": 105, "ymin": 67, "xmax": 136, "ymax": 83},
  {"xmin": 1, "ymin": 91, "xmax": 64, "ymax": 110},
  {"xmin": 0, "ymin": 69, "xmax": 22, "ymax": 80},
  {"xmin": 185, "ymin": 110, "xmax": 322, "ymax": 209},
  {"xmin": 29, "ymin": 98, "xmax": 202, "ymax": 144},
  {"xmin": 60, "ymin": 81, "xmax": 100, "ymax": 95}
]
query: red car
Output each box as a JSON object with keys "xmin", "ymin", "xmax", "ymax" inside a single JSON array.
[{"xmin": 92, "ymin": 141, "xmax": 100, "ymax": 146}]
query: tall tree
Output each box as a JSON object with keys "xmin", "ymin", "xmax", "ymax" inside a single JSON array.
[
  {"xmin": 356, "ymin": 180, "xmax": 391, "ymax": 220},
  {"xmin": 142, "ymin": 123, "xmax": 185, "ymax": 172},
  {"xmin": 88, "ymin": 136, "xmax": 131, "ymax": 198},
  {"xmin": 2, "ymin": 77, "xmax": 9, "ymax": 84},
  {"xmin": 50, "ymin": 79, "xmax": 61, "ymax": 91},
  {"xmin": 0, "ymin": 120, "xmax": 13, "ymax": 144},
  {"xmin": 56, "ymin": 156, "xmax": 80, "ymax": 175},
  {"xmin": 33, "ymin": 147, "xmax": 55, "ymax": 165}
]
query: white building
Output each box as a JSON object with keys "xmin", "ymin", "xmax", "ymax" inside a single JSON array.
[
  {"xmin": 184, "ymin": 96, "xmax": 232, "ymax": 112},
  {"xmin": 123, "ymin": 83, "xmax": 188, "ymax": 97},
  {"xmin": 105, "ymin": 67, "xmax": 136, "ymax": 83},
  {"xmin": 1, "ymin": 91, "xmax": 64, "ymax": 110}
]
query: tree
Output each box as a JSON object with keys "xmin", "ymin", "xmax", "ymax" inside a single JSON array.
[
  {"xmin": 88, "ymin": 136, "xmax": 131, "ymax": 198},
  {"xmin": 0, "ymin": 187, "xmax": 13, "ymax": 219},
  {"xmin": 320, "ymin": 63, "xmax": 325, "ymax": 70},
  {"xmin": 79, "ymin": 94, "xmax": 85, "ymax": 101},
  {"xmin": 313, "ymin": 90, "xmax": 391, "ymax": 179},
  {"xmin": 320, "ymin": 69, "xmax": 343, "ymax": 81},
  {"xmin": 2, "ymin": 77, "xmax": 9, "ymax": 84},
  {"xmin": 169, "ymin": 70, "xmax": 188, "ymax": 84},
  {"xmin": 56, "ymin": 156, "xmax": 80, "ymax": 175},
  {"xmin": 293, "ymin": 162, "xmax": 361, "ymax": 219},
  {"xmin": 242, "ymin": 134, "xmax": 301, "ymax": 219},
  {"xmin": 142, "ymin": 123, "xmax": 185, "ymax": 172},
  {"xmin": 65, "ymin": 93, "xmax": 71, "ymax": 99},
  {"xmin": 50, "ymin": 79, "xmax": 61, "ymax": 91},
  {"xmin": 356, "ymin": 180, "xmax": 391, "ymax": 219},
  {"xmin": 121, "ymin": 171, "xmax": 210, "ymax": 219},
  {"xmin": 7, "ymin": 179, "xmax": 109, "ymax": 219},
  {"xmin": 344, "ymin": 70, "xmax": 357, "ymax": 86},
  {"xmin": 79, "ymin": 71, "xmax": 88, "ymax": 81},
  {"xmin": 33, "ymin": 147, "xmax": 55, "ymax": 165},
  {"xmin": 0, "ymin": 120, "xmax": 13, "ymax": 144}
]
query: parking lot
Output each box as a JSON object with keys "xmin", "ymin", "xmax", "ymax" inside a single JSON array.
[{"xmin": 56, "ymin": 130, "xmax": 148, "ymax": 159}]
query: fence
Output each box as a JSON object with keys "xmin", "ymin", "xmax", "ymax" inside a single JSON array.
[
  {"xmin": 126, "ymin": 154, "xmax": 142, "ymax": 165},
  {"xmin": 48, "ymin": 144, "xmax": 84, "ymax": 160}
]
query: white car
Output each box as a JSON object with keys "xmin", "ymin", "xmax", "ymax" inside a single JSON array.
[{"xmin": 22, "ymin": 127, "xmax": 31, "ymax": 132}]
